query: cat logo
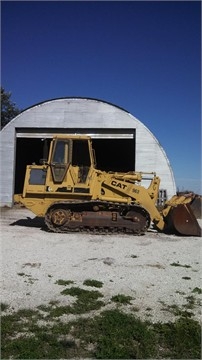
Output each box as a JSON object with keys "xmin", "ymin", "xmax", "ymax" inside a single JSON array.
[{"xmin": 111, "ymin": 180, "xmax": 127, "ymax": 190}]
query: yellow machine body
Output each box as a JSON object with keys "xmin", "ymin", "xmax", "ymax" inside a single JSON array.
[{"xmin": 14, "ymin": 135, "xmax": 201, "ymax": 236}]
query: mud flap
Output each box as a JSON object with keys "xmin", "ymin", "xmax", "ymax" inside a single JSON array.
[{"xmin": 164, "ymin": 204, "xmax": 201, "ymax": 237}]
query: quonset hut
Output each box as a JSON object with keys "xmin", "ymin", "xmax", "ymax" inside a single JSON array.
[{"xmin": 0, "ymin": 97, "xmax": 176, "ymax": 207}]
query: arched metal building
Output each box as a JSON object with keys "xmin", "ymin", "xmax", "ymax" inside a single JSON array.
[{"xmin": 0, "ymin": 97, "xmax": 176, "ymax": 207}]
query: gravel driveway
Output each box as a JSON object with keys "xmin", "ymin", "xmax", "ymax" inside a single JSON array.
[{"xmin": 1, "ymin": 206, "xmax": 201, "ymax": 323}]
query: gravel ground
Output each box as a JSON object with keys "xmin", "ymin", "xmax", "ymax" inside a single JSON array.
[{"xmin": 1, "ymin": 206, "xmax": 201, "ymax": 323}]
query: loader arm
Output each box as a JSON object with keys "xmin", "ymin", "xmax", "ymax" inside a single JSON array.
[{"xmin": 101, "ymin": 173, "xmax": 166, "ymax": 231}]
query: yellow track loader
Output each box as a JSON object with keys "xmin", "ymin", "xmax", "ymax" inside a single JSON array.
[{"xmin": 14, "ymin": 135, "xmax": 201, "ymax": 236}]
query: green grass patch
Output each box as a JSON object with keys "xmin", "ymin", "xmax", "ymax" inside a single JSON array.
[
  {"xmin": 1, "ymin": 306, "xmax": 201, "ymax": 359},
  {"xmin": 91, "ymin": 309, "xmax": 157, "ymax": 359},
  {"xmin": 1, "ymin": 303, "xmax": 9, "ymax": 311},
  {"xmin": 55, "ymin": 279, "xmax": 74, "ymax": 286},
  {"xmin": 111, "ymin": 294, "xmax": 133, "ymax": 305},
  {"xmin": 17, "ymin": 272, "xmax": 26, "ymax": 276},
  {"xmin": 153, "ymin": 316, "xmax": 201, "ymax": 359},
  {"xmin": 192, "ymin": 287, "xmax": 202, "ymax": 294},
  {"xmin": 61, "ymin": 287, "xmax": 104, "ymax": 314},
  {"xmin": 83, "ymin": 279, "xmax": 103, "ymax": 288}
]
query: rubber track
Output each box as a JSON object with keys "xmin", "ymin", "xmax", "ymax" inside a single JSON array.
[{"xmin": 45, "ymin": 200, "xmax": 150, "ymax": 235}]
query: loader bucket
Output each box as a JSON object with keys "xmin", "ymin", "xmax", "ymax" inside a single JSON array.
[{"xmin": 164, "ymin": 204, "xmax": 201, "ymax": 237}]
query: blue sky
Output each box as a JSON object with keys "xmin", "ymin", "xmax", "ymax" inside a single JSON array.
[{"xmin": 1, "ymin": 1, "xmax": 201, "ymax": 193}]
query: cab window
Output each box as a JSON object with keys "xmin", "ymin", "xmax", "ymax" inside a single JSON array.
[{"xmin": 52, "ymin": 140, "xmax": 70, "ymax": 164}]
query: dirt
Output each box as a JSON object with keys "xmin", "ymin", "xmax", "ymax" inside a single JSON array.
[{"xmin": 1, "ymin": 206, "xmax": 201, "ymax": 323}]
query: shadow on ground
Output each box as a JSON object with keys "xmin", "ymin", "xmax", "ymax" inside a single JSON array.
[{"xmin": 10, "ymin": 216, "xmax": 47, "ymax": 230}]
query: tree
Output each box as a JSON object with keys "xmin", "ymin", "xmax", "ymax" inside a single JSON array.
[{"xmin": 1, "ymin": 87, "xmax": 21, "ymax": 129}]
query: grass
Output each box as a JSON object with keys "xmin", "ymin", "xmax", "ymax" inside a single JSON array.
[
  {"xmin": 55, "ymin": 279, "xmax": 74, "ymax": 286},
  {"xmin": 37, "ymin": 286, "xmax": 105, "ymax": 317},
  {"xmin": 153, "ymin": 316, "xmax": 201, "ymax": 359},
  {"xmin": 89, "ymin": 309, "xmax": 157, "ymax": 359},
  {"xmin": 1, "ymin": 303, "xmax": 9, "ymax": 311},
  {"xmin": 111, "ymin": 294, "xmax": 133, "ymax": 305},
  {"xmin": 159, "ymin": 294, "xmax": 200, "ymax": 318},
  {"xmin": 83, "ymin": 279, "xmax": 103, "ymax": 288},
  {"xmin": 60, "ymin": 286, "xmax": 104, "ymax": 314},
  {"xmin": 1, "ymin": 304, "xmax": 201, "ymax": 359},
  {"xmin": 1, "ymin": 277, "xmax": 201, "ymax": 359},
  {"xmin": 192, "ymin": 287, "xmax": 202, "ymax": 294}
]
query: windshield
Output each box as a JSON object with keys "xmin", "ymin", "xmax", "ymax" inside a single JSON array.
[{"xmin": 52, "ymin": 140, "xmax": 70, "ymax": 164}]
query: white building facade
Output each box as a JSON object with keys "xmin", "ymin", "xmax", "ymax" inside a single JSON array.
[{"xmin": 0, "ymin": 97, "xmax": 176, "ymax": 206}]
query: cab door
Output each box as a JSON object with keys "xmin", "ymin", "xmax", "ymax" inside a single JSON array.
[{"xmin": 50, "ymin": 139, "xmax": 72, "ymax": 183}]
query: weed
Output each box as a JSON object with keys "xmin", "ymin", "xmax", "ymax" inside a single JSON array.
[
  {"xmin": 61, "ymin": 287, "xmax": 104, "ymax": 314},
  {"xmin": 166, "ymin": 304, "xmax": 182, "ymax": 316},
  {"xmin": 132, "ymin": 306, "xmax": 140, "ymax": 312},
  {"xmin": 175, "ymin": 290, "xmax": 186, "ymax": 295},
  {"xmin": 55, "ymin": 279, "xmax": 74, "ymax": 286},
  {"xmin": 159, "ymin": 299, "xmax": 196, "ymax": 319},
  {"xmin": 83, "ymin": 279, "xmax": 103, "ymax": 288},
  {"xmin": 184, "ymin": 295, "xmax": 196, "ymax": 310},
  {"xmin": 170, "ymin": 262, "xmax": 192, "ymax": 268},
  {"xmin": 61, "ymin": 286, "xmax": 102, "ymax": 298},
  {"xmin": 111, "ymin": 294, "xmax": 133, "ymax": 305},
  {"xmin": 1, "ymin": 303, "xmax": 9, "ymax": 311},
  {"xmin": 192, "ymin": 287, "xmax": 202, "ymax": 294},
  {"xmin": 17, "ymin": 272, "xmax": 37, "ymax": 284}
]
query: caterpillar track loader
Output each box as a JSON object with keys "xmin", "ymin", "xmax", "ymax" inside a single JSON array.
[{"xmin": 14, "ymin": 135, "xmax": 201, "ymax": 236}]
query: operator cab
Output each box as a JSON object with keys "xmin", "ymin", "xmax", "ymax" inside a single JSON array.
[{"xmin": 50, "ymin": 137, "xmax": 94, "ymax": 184}]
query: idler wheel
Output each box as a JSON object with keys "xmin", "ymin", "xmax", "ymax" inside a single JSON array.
[{"xmin": 51, "ymin": 208, "xmax": 69, "ymax": 227}]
